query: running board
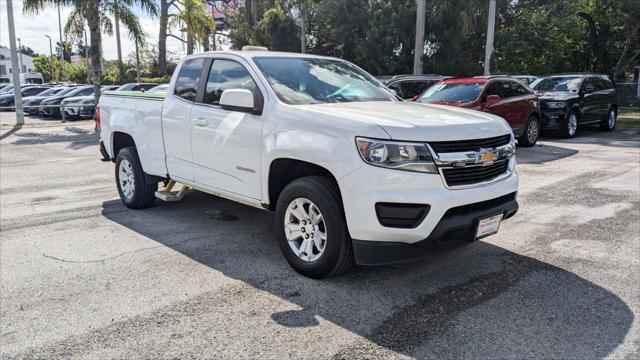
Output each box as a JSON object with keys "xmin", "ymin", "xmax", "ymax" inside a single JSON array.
[{"xmin": 155, "ymin": 180, "xmax": 191, "ymax": 202}]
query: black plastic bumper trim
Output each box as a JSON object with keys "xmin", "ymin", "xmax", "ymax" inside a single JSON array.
[
  {"xmin": 352, "ymin": 193, "xmax": 518, "ymax": 266},
  {"xmin": 375, "ymin": 203, "xmax": 430, "ymax": 228},
  {"xmin": 99, "ymin": 140, "xmax": 111, "ymax": 162}
]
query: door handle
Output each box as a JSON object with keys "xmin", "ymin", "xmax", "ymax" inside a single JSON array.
[{"xmin": 193, "ymin": 118, "xmax": 209, "ymax": 127}]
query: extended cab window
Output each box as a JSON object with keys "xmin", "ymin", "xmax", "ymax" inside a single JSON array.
[
  {"xmin": 203, "ymin": 60, "xmax": 257, "ymax": 105},
  {"xmin": 174, "ymin": 58, "xmax": 204, "ymax": 102}
]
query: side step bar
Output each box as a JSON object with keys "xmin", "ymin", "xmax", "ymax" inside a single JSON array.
[{"xmin": 155, "ymin": 180, "xmax": 191, "ymax": 202}]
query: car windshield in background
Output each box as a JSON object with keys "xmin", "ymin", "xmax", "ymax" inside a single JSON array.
[
  {"xmin": 254, "ymin": 57, "xmax": 396, "ymax": 105},
  {"xmin": 417, "ymin": 82, "xmax": 484, "ymax": 103},
  {"xmin": 530, "ymin": 76, "xmax": 581, "ymax": 93}
]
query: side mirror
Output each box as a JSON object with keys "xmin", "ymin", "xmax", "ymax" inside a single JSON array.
[
  {"xmin": 486, "ymin": 94, "xmax": 501, "ymax": 105},
  {"xmin": 584, "ymin": 85, "xmax": 595, "ymax": 93},
  {"xmin": 220, "ymin": 89, "xmax": 255, "ymax": 113}
]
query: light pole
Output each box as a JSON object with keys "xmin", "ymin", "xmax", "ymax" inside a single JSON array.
[
  {"xmin": 483, "ymin": 0, "xmax": 497, "ymax": 76},
  {"xmin": 58, "ymin": 3, "xmax": 64, "ymax": 74},
  {"xmin": 17, "ymin": 37, "xmax": 23, "ymax": 73},
  {"xmin": 45, "ymin": 35, "xmax": 54, "ymax": 81},
  {"xmin": 413, "ymin": 0, "xmax": 426, "ymax": 75},
  {"xmin": 6, "ymin": 0, "xmax": 24, "ymax": 125}
]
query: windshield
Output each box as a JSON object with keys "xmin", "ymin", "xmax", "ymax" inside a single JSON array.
[
  {"xmin": 66, "ymin": 87, "xmax": 92, "ymax": 96},
  {"xmin": 254, "ymin": 57, "xmax": 396, "ymax": 105},
  {"xmin": 417, "ymin": 82, "xmax": 484, "ymax": 103},
  {"xmin": 35, "ymin": 88, "xmax": 61, "ymax": 96},
  {"xmin": 531, "ymin": 76, "xmax": 582, "ymax": 92}
]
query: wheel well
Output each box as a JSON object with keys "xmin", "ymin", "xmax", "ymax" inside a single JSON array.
[
  {"xmin": 111, "ymin": 132, "xmax": 136, "ymax": 160},
  {"xmin": 267, "ymin": 159, "xmax": 340, "ymax": 211}
]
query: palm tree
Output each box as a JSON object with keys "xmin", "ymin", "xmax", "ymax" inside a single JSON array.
[
  {"xmin": 24, "ymin": 0, "xmax": 157, "ymax": 106},
  {"xmin": 168, "ymin": 0, "xmax": 216, "ymax": 55}
]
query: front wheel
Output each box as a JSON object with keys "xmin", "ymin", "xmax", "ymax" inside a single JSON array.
[
  {"xmin": 275, "ymin": 176, "xmax": 354, "ymax": 278},
  {"xmin": 518, "ymin": 115, "xmax": 540, "ymax": 147},
  {"xmin": 560, "ymin": 111, "xmax": 578, "ymax": 138},
  {"xmin": 115, "ymin": 146, "xmax": 157, "ymax": 209},
  {"xmin": 600, "ymin": 108, "xmax": 616, "ymax": 131}
]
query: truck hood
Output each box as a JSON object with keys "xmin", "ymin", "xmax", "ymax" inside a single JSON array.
[{"xmin": 296, "ymin": 101, "xmax": 510, "ymax": 141}]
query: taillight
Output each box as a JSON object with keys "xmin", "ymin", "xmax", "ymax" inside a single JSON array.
[{"xmin": 95, "ymin": 104, "xmax": 101, "ymax": 132}]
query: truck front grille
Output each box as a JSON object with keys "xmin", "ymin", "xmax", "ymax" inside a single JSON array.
[
  {"xmin": 441, "ymin": 159, "xmax": 509, "ymax": 187},
  {"xmin": 429, "ymin": 134, "xmax": 511, "ymax": 153}
]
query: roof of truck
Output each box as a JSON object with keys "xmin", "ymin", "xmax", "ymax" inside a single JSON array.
[{"xmin": 187, "ymin": 50, "xmax": 339, "ymax": 61}]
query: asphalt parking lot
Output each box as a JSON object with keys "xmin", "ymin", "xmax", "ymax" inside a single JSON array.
[{"xmin": 1, "ymin": 117, "xmax": 639, "ymax": 359}]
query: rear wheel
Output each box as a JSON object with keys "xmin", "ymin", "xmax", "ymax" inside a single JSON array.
[
  {"xmin": 115, "ymin": 146, "xmax": 157, "ymax": 209},
  {"xmin": 560, "ymin": 111, "xmax": 578, "ymax": 138},
  {"xmin": 518, "ymin": 115, "xmax": 540, "ymax": 147},
  {"xmin": 600, "ymin": 108, "xmax": 616, "ymax": 131},
  {"xmin": 275, "ymin": 176, "xmax": 354, "ymax": 278}
]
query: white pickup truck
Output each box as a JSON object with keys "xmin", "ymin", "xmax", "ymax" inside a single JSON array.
[{"xmin": 98, "ymin": 50, "xmax": 518, "ymax": 278}]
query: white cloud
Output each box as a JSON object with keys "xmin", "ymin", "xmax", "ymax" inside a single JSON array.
[{"xmin": 0, "ymin": 0, "xmax": 186, "ymax": 61}]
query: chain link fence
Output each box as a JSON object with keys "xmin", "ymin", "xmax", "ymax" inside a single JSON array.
[{"xmin": 616, "ymin": 82, "xmax": 640, "ymax": 109}]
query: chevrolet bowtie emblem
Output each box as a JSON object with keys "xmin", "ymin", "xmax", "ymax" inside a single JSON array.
[{"xmin": 478, "ymin": 149, "xmax": 498, "ymax": 164}]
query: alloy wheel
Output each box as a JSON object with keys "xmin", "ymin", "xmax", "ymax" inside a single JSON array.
[
  {"xmin": 608, "ymin": 110, "xmax": 616, "ymax": 129},
  {"xmin": 568, "ymin": 113, "xmax": 578, "ymax": 136},
  {"xmin": 527, "ymin": 118, "xmax": 539, "ymax": 144},
  {"xmin": 284, "ymin": 198, "xmax": 327, "ymax": 262},
  {"xmin": 118, "ymin": 159, "xmax": 135, "ymax": 199}
]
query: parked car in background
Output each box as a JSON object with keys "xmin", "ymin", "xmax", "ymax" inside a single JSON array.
[
  {"xmin": 530, "ymin": 74, "xmax": 617, "ymax": 138},
  {"xmin": 116, "ymin": 83, "xmax": 157, "ymax": 92},
  {"xmin": 40, "ymin": 86, "xmax": 93, "ymax": 117},
  {"xmin": 63, "ymin": 85, "xmax": 120, "ymax": 119},
  {"xmin": 510, "ymin": 75, "xmax": 538, "ymax": 84},
  {"xmin": 416, "ymin": 76, "xmax": 541, "ymax": 147},
  {"xmin": 146, "ymin": 84, "xmax": 169, "ymax": 94},
  {"xmin": 384, "ymin": 74, "xmax": 451, "ymax": 100},
  {"xmin": 0, "ymin": 85, "xmax": 50, "ymax": 110},
  {"xmin": 22, "ymin": 86, "xmax": 75, "ymax": 115}
]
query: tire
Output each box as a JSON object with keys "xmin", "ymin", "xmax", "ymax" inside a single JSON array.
[
  {"xmin": 115, "ymin": 146, "xmax": 157, "ymax": 209},
  {"xmin": 560, "ymin": 110, "xmax": 579, "ymax": 138},
  {"xmin": 518, "ymin": 115, "xmax": 540, "ymax": 147},
  {"xmin": 275, "ymin": 176, "xmax": 354, "ymax": 278},
  {"xmin": 600, "ymin": 107, "xmax": 616, "ymax": 131}
]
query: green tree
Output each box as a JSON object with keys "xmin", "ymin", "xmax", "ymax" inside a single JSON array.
[
  {"xmin": 24, "ymin": 0, "xmax": 157, "ymax": 108},
  {"xmin": 255, "ymin": 5, "xmax": 300, "ymax": 51},
  {"xmin": 168, "ymin": 0, "xmax": 216, "ymax": 55}
]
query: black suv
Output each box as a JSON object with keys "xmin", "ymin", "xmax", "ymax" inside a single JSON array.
[
  {"xmin": 384, "ymin": 74, "xmax": 451, "ymax": 100},
  {"xmin": 530, "ymin": 74, "xmax": 617, "ymax": 138}
]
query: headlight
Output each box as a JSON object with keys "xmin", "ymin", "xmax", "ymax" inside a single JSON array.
[
  {"xmin": 356, "ymin": 137, "xmax": 437, "ymax": 173},
  {"xmin": 545, "ymin": 102, "xmax": 566, "ymax": 109}
]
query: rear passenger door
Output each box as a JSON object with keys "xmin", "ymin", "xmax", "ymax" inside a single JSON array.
[
  {"xmin": 190, "ymin": 57, "xmax": 264, "ymax": 200},
  {"xmin": 162, "ymin": 57, "xmax": 206, "ymax": 182}
]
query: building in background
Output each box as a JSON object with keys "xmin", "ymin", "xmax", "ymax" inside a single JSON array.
[{"xmin": 0, "ymin": 45, "xmax": 35, "ymax": 77}]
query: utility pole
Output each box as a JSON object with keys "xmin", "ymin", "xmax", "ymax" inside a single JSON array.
[
  {"xmin": 413, "ymin": 0, "xmax": 426, "ymax": 74},
  {"xmin": 84, "ymin": 26, "xmax": 90, "ymax": 84},
  {"xmin": 45, "ymin": 35, "xmax": 54, "ymax": 81},
  {"xmin": 300, "ymin": 0, "xmax": 306, "ymax": 53},
  {"xmin": 6, "ymin": 0, "xmax": 24, "ymax": 125},
  {"xmin": 58, "ymin": 3, "xmax": 65, "ymax": 75},
  {"xmin": 135, "ymin": 40, "xmax": 141, "ymax": 83},
  {"xmin": 483, "ymin": 0, "xmax": 497, "ymax": 76},
  {"xmin": 17, "ymin": 38, "xmax": 24, "ymax": 73}
]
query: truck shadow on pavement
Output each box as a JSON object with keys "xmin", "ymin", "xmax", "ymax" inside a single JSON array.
[{"xmin": 101, "ymin": 192, "xmax": 634, "ymax": 358}]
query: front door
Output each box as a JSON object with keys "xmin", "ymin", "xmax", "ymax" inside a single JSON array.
[
  {"xmin": 162, "ymin": 57, "xmax": 206, "ymax": 182},
  {"xmin": 190, "ymin": 58, "xmax": 263, "ymax": 200}
]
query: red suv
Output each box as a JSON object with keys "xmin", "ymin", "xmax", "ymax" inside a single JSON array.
[{"xmin": 415, "ymin": 76, "xmax": 541, "ymax": 147}]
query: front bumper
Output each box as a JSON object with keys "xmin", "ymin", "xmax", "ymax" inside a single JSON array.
[
  {"xmin": 338, "ymin": 161, "xmax": 519, "ymax": 264},
  {"xmin": 540, "ymin": 109, "xmax": 568, "ymax": 130},
  {"xmin": 352, "ymin": 193, "xmax": 518, "ymax": 265}
]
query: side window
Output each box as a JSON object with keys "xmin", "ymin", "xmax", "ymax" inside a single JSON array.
[
  {"xmin": 601, "ymin": 77, "xmax": 613, "ymax": 89},
  {"xmin": 510, "ymin": 81, "xmax": 529, "ymax": 96},
  {"xmin": 174, "ymin": 58, "xmax": 205, "ymax": 102},
  {"xmin": 80, "ymin": 88, "xmax": 93, "ymax": 96},
  {"xmin": 485, "ymin": 81, "xmax": 509, "ymax": 99},
  {"xmin": 582, "ymin": 78, "xmax": 596, "ymax": 92},
  {"xmin": 202, "ymin": 59, "xmax": 257, "ymax": 105}
]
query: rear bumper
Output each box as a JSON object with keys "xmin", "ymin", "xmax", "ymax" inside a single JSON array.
[
  {"xmin": 352, "ymin": 193, "xmax": 519, "ymax": 265},
  {"xmin": 99, "ymin": 140, "xmax": 111, "ymax": 161}
]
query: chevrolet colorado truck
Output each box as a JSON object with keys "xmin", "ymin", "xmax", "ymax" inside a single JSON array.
[{"xmin": 98, "ymin": 50, "xmax": 519, "ymax": 278}]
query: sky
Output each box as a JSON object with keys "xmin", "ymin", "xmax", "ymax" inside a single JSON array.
[{"xmin": 0, "ymin": 0, "xmax": 186, "ymax": 60}]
